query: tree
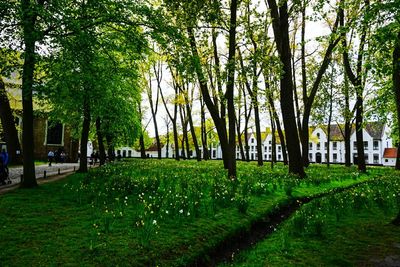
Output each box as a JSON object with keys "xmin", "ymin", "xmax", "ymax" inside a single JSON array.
[
  {"xmin": 0, "ymin": 49, "xmax": 22, "ymax": 165},
  {"xmin": 265, "ymin": 0, "xmax": 305, "ymax": 177},
  {"xmin": 340, "ymin": 0, "xmax": 370, "ymax": 173}
]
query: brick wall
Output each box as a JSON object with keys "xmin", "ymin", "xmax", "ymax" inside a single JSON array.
[{"xmin": 33, "ymin": 117, "xmax": 79, "ymax": 162}]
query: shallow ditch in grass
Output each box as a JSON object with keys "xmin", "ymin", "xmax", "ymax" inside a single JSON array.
[{"xmin": 189, "ymin": 177, "xmax": 382, "ymax": 267}]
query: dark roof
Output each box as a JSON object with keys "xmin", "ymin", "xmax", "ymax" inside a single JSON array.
[
  {"xmin": 383, "ymin": 148, "xmax": 398, "ymax": 159},
  {"xmin": 365, "ymin": 121, "xmax": 385, "ymax": 139},
  {"xmin": 319, "ymin": 122, "xmax": 384, "ymax": 141}
]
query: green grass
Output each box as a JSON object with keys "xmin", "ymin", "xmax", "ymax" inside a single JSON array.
[
  {"xmin": 0, "ymin": 159, "xmax": 398, "ymax": 266},
  {"xmin": 221, "ymin": 170, "xmax": 400, "ymax": 266}
]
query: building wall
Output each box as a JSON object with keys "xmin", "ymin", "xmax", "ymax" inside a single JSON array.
[{"xmin": 33, "ymin": 117, "xmax": 79, "ymax": 162}]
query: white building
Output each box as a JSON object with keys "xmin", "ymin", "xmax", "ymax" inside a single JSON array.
[{"xmin": 383, "ymin": 148, "xmax": 398, "ymax": 166}]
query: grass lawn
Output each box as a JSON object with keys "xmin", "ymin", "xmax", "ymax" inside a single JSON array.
[
  {"xmin": 221, "ymin": 172, "xmax": 400, "ymax": 266},
  {"xmin": 0, "ymin": 159, "xmax": 398, "ymax": 266}
]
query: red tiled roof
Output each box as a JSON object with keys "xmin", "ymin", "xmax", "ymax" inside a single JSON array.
[{"xmin": 383, "ymin": 148, "xmax": 398, "ymax": 159}]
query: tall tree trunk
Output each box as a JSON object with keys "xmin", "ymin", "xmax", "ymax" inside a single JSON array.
[
  {"xmin": 152, "ymin": 63, "xmax": 163, "ymax": 159},
  {"xmin": 186, "ymin": 103, "xmax": 201, "ymax": 161},
  {"xmin": 393, "ymin": 31, "xmax": 400, "ymax": 170},
  {"xmin": 106, "ymin": 135, "xmax": 115, "ymax": 161},
  {"xmin": 300, "ymin": 12, "xmax": 340, "ymax": 168},
  {"xmin": 179, "ymin": 105, "xmax": 188, "ymax": 159},
  {"xmin": 269, "ymin": 107, "xmax": 276, "ymax": 168},
  {"xmin": 225, "ymin": 0, "xmax": 238, "ymax": 179},
  {"xmin": 187, "ymin": 27, "xmax": 229, "ymax": 169},
  {"xmin": 139, "ymin": 133, "xmax": 146, "ymax": 158},
  {"xmin": 267, "ymin": 0, "xmax": 305, "ymax": 177},
  {"xmin": 235, "ymin": 116, "xmax": 245, "ymax": 160},
  {"xmin": 200, "ymin": 98, "xmax": 209, "ymax": 160},
  {"xmin": 79, "ymin": 98, "xmax": 90, "ymax": 172},
  {"xmin": 341, "ymin": 0, "xmax": 368, "ymax": 173},
  {"xmin": 0, "ymin": 78, "xmax": 22, "ymax": 165},
  {"xmin": 20, "ymin": 0, "xmax": 38, "ymax": 187},
  {"xmin": 266, "ymin": 82, "xmax": 288, "ymax": 165},
  {"xmin": 172, "ymin": 120, "xmax": 179, "ymax": 160},
  {"xmin": 343, "ymin": 75, "xmax": 352, "ymax": 167},
  {"xmin": 238, "ymin": 48, "xmax": 263, "ymax": 166},
  {"xmin": 326, "ymin": 67, "xmax": 334, "ymax": 167},
  {"xmin": 95, "ymin": 117, "xmax": 106, "ymax": 165},
  {"xmin": 392, "ymin": 31, "xmax": 400, "ymax": 225},
  {"xmin": 165, "ymin": 123, "xmax": 170, "ymax": 158}
]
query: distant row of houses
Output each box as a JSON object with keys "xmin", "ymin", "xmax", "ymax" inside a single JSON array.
[{"xmin": 112, "ymin": 122, "xmax": 398, "ymax": 166}]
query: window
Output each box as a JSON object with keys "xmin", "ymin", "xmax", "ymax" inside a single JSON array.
[
  {"xmin": 373, "ymin": 140, "xmax": 379, "ymax": 150},
  {"xmin": 333, "ymin": 153, "xmax": 337, "ymax": 162},
  {"xmin": 353, "ymin": 141, "xmax": 357, "ymax": 150},
  {"xmin": 46, "ymin": 121, "xmax": 63, "ymax": 145},
  {"xmin": 122, "ymin": 150, "xmax": 126, "ymax": 157},
  {"xmin": 364, "ymin": 154, "xmax": 369, "ymax": 163},
  {"xmin": 364, "ymin": 141, "xmax": 368, "ymax": 150},
  {"xmin": 268, "ymin": 146, "xmax": 272, "ymax": 151},
  {"xmin": 325, "ymin": 154, "xmax": 328, "ymax": 161},
  {"xmin": 251, "ymin": 138, "xmax": 255, "ymax": 143},
  {"xmin": 317, "ymin": 142, "xmax": 321, "ymax": 150},
  {"xmin": 373, "ymin": 154, "xmax": 379, "ymax": 164},
  {"xmin": 278, "ymin": 146, "xmax": 281, "ymax": 152},
  {"xmin": 269, "ymin": 141, "xmax": 272, "ymax": 144},
  {"xmin": 309, "ymin": 142, "xmax": 313, "ymax": 150},
  {"xmin": 278, "ymin": 154, "xmax": 281, "ymax": 160},
  {"xmin": 128, "ymin": 150, "xmax": 132, "ymax": 157},
  {"xmin": 309, "ymin": 153, "xmax": 313, "ymax": 160},
  {"xmin": 385, "ymin": 159, "xmax": 389, "ymax": 163},
  {"xmin": 237, "ymin": 153, "xmax": 240, "ymax": 158},
  {"xmin": 264, "ymin": 146, "xmax": 267, "ymax": 151},
  {"xmin": 333, "ymin": 142, "xmax": 337, "ymax": 151},
  {"xmin": 317, "ymin": 133, "xmax": 320, "ymax": 138},
  {"xmin": 269, "ymin": 154, "xmax": 271, "ymax": 159},
  {"xmin": 324, "ymin": 142, "xmax": 328, "ymax": 150}
]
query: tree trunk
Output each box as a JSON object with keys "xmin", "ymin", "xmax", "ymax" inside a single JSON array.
[
  {"xmin": 341, "ymin": 0, "xmax": 368, "ymax": 173},
  {"xmin": 172, "ymin": 120, "xmax": 179, "ymax": 160},
  {"xmin": 0, "ymin": 78, "xmax": 22, "ymax": 165},
  {"xmin": 95, "ymin": 117, "xmax": 106, "ymax": 165},
  {"xmin": 200, "ymin": 98, "xmax": 209, "ymax": 160},
  {"xmin": 106, "ymin": 135, "xmax": 115, "ymax": 161},
  {"xmin": 344, "ymin": 76, "xmax": 352, "ymax": 167},
  {"xmin": 326, "ymin": 67, "xmax": 334, "ymax": 167},
  {"xmin": 267, "ymin": 0, "xmax": 305, "ymax": 177},
  {"xmin": 79, "ymin": 98, "xmax": 90, "ymax": 172},
  {"xmin": 393, "ymin": 31, "xmax": 400, "ymax": 170},
  {"xmin": 20, "ymin": 0, "xmax": 38, "ymax": 188},
  {"xmin": 266, "ymin": 86, "xmax": 288, "ymax": 165},
  {"xmin": 187, "ymin": 27, "xmax": 229, "ymax": 169},
  {"xmin": 139, "ymin": 133, "xmax": 146, "ymax": 158},
  {"xmin": 186, "ymin": 103, "xmax": 201, "ymax": 161},
  {"xmin": 269, "ymin": 108, "xmax": 276, "ymax": 168}
]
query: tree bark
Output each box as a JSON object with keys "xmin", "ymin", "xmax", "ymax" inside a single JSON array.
[
  {"xmin": 20, "ymin": 0, "xmax": 38, "ymax": 187},
  {"xmin": 152, "ymin": 63, "xmax": 163, "ymax": 159},
  {"xmin": 393, "ymin": 31, "xmax": 400, "ymax": 170},
  {"xmin": 186, "ymin": 101, "xmax": 201, "ymax": 161},
  {"xmin": 267, "ymin": 0, "xmax": 305, "ymax": 177},
  {"xmin": 78, "ymin": 97, "xmax": 90, "ymax": 172},
  {"xmin": 265, "ymin": 80, "xmax": 288, "ymax": 165},
  {"xmin": 200, "ymin": 97, "xmax": 209, "ymax": 160},
  {"xmin": 0, "ymin": 78, "xmax": 22, "ymax": 165},
  {"xmin": 95, "ymin": 117, "xmax": 106, "ymax": 165},
  {"xmin": 139, "ymin": 133, "xmax": 146, "ymax": 158}
]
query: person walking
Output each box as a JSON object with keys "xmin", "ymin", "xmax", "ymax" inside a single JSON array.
[
  {"xmin": 1, "ymin": 149, "xmax": 9, "ymax": 175},
  {"xmin": 48, "ymin": 150, "xmax": 54, "ymax": 166}
]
